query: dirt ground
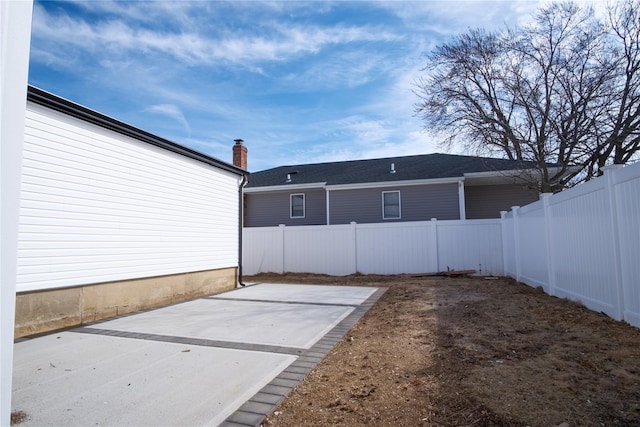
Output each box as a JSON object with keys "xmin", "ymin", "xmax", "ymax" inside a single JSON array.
[{"xmin": 248, "ymin": 273, "xmax": 640, "ymax": 427}]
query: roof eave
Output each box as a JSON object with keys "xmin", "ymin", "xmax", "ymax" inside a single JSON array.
[
  {"xmin": 244, "ymin": 182, "xmax": 328, "ymax": 193},
  {"xmin": 27, "ymin": 85, "xmax": 245, "ymax": 176},
  {"xmin": 463, "ymin": 166, "xmax": 575, "ymax": 186},
  {"xmin": 326, "ymin": 177, "xmax": 462, "ymax": 191},
  {"xmin": 245, "ymin": 177, "xmax": 464, "ymax": 193}
]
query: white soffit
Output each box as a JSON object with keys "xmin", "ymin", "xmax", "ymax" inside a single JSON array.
[
  {"xmin": 245, "ymin": 177, "xmax": 463, "ymax": 193},
  {"xmin": 325, "ymin": 177, "xmax": 461, "ymax": 191},
  {"xmin": 244, "ymin": 182, "xmax": 327, "ymax": 193},
  {"xmin": 463, "ymin": 169, "xmax": 536, "ymax": 186}
]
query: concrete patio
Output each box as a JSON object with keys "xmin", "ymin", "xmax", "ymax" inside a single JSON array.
[{"xmin": 12, "ymin": 283, "xmax": 385, "ymax": 426}]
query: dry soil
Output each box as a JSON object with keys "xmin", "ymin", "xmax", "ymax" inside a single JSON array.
[{"xmin": 250, "ymin": 273, "xmax": 640, "ymax": 427}]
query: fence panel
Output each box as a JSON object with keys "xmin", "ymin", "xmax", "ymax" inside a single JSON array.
[
  {"xmin": 515, "ymin": 201, "xmax": 549, "ymax": 290},
  {"xmin": 546, "ymin": 180, "xmax": 619, "ymax": 318},
  {"xmin": 436, "ymin": 220, "xmax": 503, "ymax": 275},
  {"xmin": 244, "ymin": 219, "xmax": 504, "ymax": 277},
  {"xmin": 501, "ymin": 212, "xmax": 517, "ymax": 277},
  {"xmin": 615, "ymin": 165, "xmax": 640, "ymax": 326},
  {"xmin": 355, "ymin": 221, "xmax": 437, "ymax": 274},
  {"xmin": 284, "ymin": 224, "xmax": 355, "ymax": 276},
  {"xmin": 242, "ymin": 226, "xmax": 283, "ymax": 275}
]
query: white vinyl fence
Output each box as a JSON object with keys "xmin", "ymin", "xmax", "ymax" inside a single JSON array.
[
  {"xmin": 243, "ymin": 219, "xmax": 504, "ymax": 276},
  {"xmin": 503, "ymin": 163, "xmax": 640, "ymax": 327},
  {"xmin": 243, "ymin": 161, "xmax": 640, "ymax": 328}
]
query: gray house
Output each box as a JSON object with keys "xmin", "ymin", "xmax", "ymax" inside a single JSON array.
[{"xmin": 243, "ymin": 153, "xmax": 544, "ymax": 227}]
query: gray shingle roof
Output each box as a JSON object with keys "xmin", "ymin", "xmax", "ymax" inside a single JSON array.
[{"xmin": 247, "ymin": 153, "xmax": 538, "ymax": 188}]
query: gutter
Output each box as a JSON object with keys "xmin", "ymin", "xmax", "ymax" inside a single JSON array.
[
  {"xmin": 244, "ymin": 177, "xmax": 463, "ymax": 193},
  {"xmin": 237, "ymin": 173, "xmax": 249, "ymax": 287}
]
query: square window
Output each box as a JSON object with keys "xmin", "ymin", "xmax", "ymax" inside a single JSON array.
[
  {"xmin": 382, "ymin": 191, "xmax": 401, "ymax": 219},
  {"xmin": 290, "ymin": 193, "xmax": 305, "ymax": 218}
]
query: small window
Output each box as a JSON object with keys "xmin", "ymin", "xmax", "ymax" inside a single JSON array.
[
  {"xmin": 382, "ymin": 191, "xmax": 401, "ymax": 220},
  {"xmin": 290, "ymin": 193, "xmax": 305, "ymax": 218}
]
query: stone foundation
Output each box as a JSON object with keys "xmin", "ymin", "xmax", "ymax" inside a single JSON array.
[{"xmin": 15, "ymin": 267, "xmax": 237, "ymax": 338}]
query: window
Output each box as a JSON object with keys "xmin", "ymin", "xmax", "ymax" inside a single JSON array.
[
  {"xmin": 382, "ymin": 191, "xmax": 401, "ymax": 219},
  {"xmin": 290, "ymin": 193, "xmax": 305, "ymax": 218}
]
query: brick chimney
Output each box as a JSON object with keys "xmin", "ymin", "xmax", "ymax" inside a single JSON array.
[{"xmin": 232, "ymin": 139, "xmax": 248, "ymax": 170}]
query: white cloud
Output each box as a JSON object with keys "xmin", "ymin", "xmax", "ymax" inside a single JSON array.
[
  {"xmin": 30, "ymin": 0, "xmax": 570, "ymax": 173},
  {"xmin": 382, "ymin": 0, "xmax": 544, "ymax": 33},
  {"xmin": 144, "ymin": 104, "xmax": 191, "ymax": 136},
  {"xmin": 32, "ymin": 3, "xmax": 402, "ymax": 69}
]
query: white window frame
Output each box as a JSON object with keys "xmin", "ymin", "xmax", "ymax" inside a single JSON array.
[
  {"xmin": 290, "ymin": 193, "xmax": 305, "ymax": 218},
  {"xmin": 382, "ymin": 190, "xmax": 401, "ymax": 220}
]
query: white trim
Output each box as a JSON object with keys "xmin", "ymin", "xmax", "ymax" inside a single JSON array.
[
  {"xmin": 325, "ymin": 189, "xmax": 330, "ymax": 225},
  {"xmin": 327, "ymin": 177, "xmax": 461, "ymax": 191},
  {"xmin": 463, "ymin": 166, "xmax": 570, "ymax": 180},
  {"xmin": 458, "ymin": 180, "xmax": 466, "ymax": 220},
  {"xmin": 246, "ymin": 177, "xmax": 462, "ymax": 193},
  {"xmin": 290, "ymin": 193, "xmax": 305, "ymax": 218},
  {"xmin": 382, "ymin": 190, "xmax": 401, "ymax": 220},
  {"xmin": 463, "ymin": 166, "xmax": 574, "ymax": 186},
  {"xmin": 1, "ymin": 1, "xmax": 33, "ymax": 423},
  {"xmin": 244, "ymin": 182, "xmax": 326, "ymax": 193},
  {"xmin": 463, "ymin": 169, "xmax": 528, "ymax": 179}
]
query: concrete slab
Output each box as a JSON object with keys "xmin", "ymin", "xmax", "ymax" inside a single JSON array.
[
  {"xmin": 11, "ymin": 283, "xmax": 385, "ymax": 427},
  {"xmin": 219, "ymin": 283, "xmax": 376, "ymax": 306},
  {"xmin": 12, "ymin": 332, "xmax": 294, "ymax": 427},
  {"xmin": 90, "ymin": 298, "xmax": 353, "ymax": 349}
]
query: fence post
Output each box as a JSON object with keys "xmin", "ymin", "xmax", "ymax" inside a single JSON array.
[
  {"xmin": 350, "ymin": 222, "xmax": 358, "ymax": 274},
  {"xmin": 541, "ymin": 193, "xmax": 556, "ymax": 296},
  {"xmin": 278, "ymin": 224, "xmax": 285, "ymax": 274},
  {"xmin": 603, "ymin": 165, "xmax": 625, "ymax": 321},
  {"xmin": 511, "ymin": 206, "xmax": 521, "ymax": 283},
  {"xmin": 500, "ymin": 211, "xmax": 508, "ymax": 277},
  {"xmin": 430, "ymin": 218, "xmax": 439, "ymax": 272}
]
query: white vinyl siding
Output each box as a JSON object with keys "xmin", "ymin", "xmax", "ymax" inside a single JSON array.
[
  {"xmin": 290, "ymin": 193, "xmax": 305, "ymax": 218},
  {"xmin": 17, "ymin": 103, "xmax": 240, "ymax": 292},
  {"xmin": 382, "ymin": 191, "xmax": 401, "ymax": 220}
]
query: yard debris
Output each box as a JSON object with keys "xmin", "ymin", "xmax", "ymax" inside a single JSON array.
[
  {"xmin": 412, "ymin": 269, "xmax": 476, "ymax": 278},
  {"xmin": 10, "ymin": 410, "xmax": 27, "ymax": 425}
]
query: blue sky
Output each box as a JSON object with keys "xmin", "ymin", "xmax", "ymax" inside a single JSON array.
[{"xmin": 28, "ymin": 0, "xmax": 549, "ymax": 172}]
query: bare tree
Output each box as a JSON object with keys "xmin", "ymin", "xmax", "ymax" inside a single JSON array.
[
  {"xmin": 591, "ymin": 0, "xmax": 640, "ymax": 174},
  {"xmin": 415, "ymin": 0, "xmax": 640, "ymax": 192}
]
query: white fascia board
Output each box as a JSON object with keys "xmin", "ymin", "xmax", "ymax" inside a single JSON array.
[
  {"xmin": 244, "ymin": 182, "xmax": 327, "ymax": 193},
  {"xmin": 326, "ymin": 177, "xmax": 462, "ymax": 191},
  {"xmin": 463, "ymin": 166, "xmax": 572, "ymax": 181},
  {"xmin": 463, "ymin": 169, "xmax": 528, "ymax": 179}
]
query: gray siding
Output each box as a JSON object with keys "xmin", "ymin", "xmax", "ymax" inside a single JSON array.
[
  {"xmin": 246, "ymin": 189, "xmax": 326, "ymax": 227},
  {"xmin": 329, "ymin": 183, "xmax": 460, "ymax": 224},
  {"xmin": 465, "ymin": 184, "xmax": 539, "ymax": 219}
]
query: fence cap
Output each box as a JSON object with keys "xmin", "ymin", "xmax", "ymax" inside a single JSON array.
[{"xmin": 602, "ymin": 164, "xmax": 625, "ymax": 174}]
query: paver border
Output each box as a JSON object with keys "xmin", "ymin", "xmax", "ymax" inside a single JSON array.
[{"xmin": 219, "ymin": 286, "xmax": 387, "ymax": 427}]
